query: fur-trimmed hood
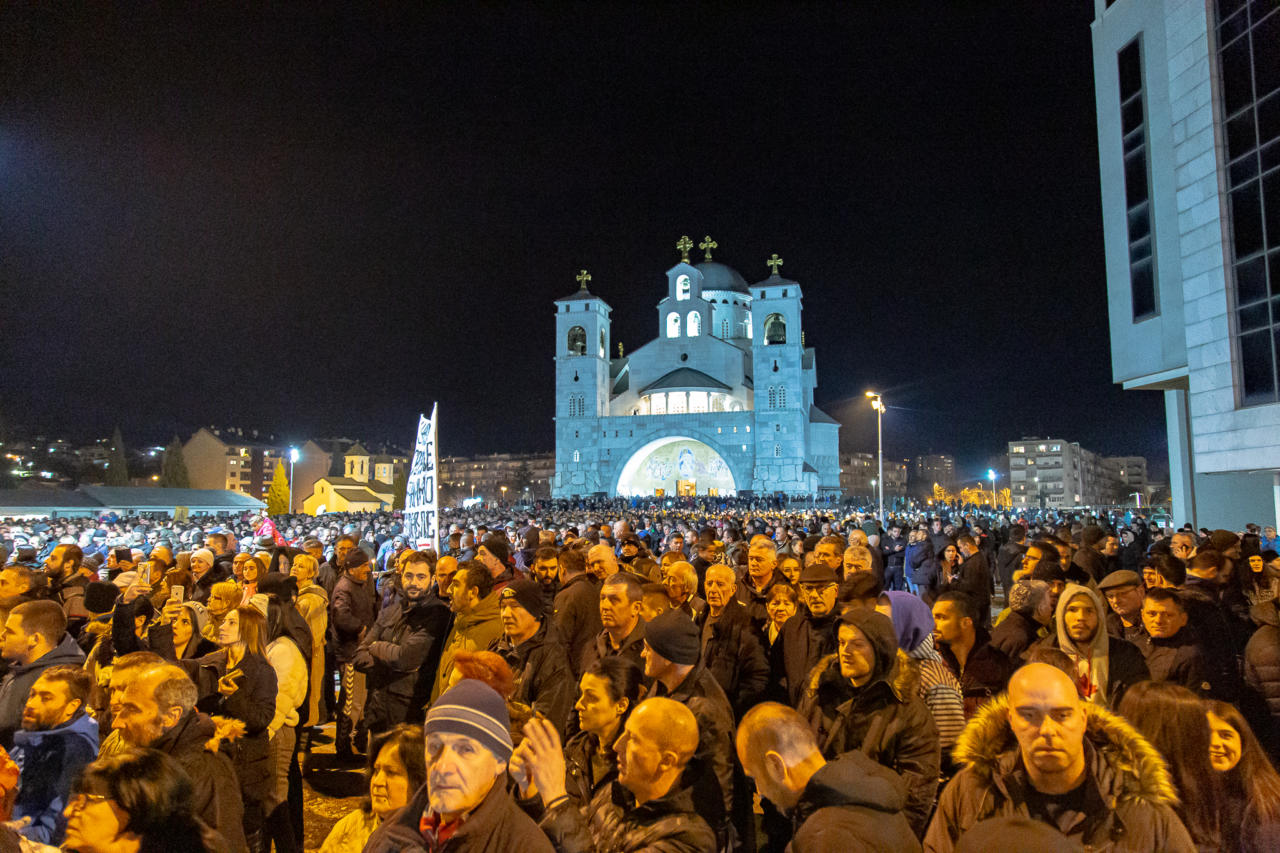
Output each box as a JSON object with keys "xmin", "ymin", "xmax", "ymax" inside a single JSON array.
[
  {"xmin": 952, "ymin": 692, "xmax": 1178, "ymax": 808},
  {"xmin": 804, "ymin": 648, "xmax": 920, "ymax": 706}
]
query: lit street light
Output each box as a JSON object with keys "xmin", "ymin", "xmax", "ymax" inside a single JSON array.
[
  {"xmin": 987, "ymin": 468, "xmax": 997, "ymax": 508},
  {"xmin": 288, "ymin": 447, "xmax": 299, "ymax": 514},
  {"xmin": 865, "ymin": 391, "xmax": 885, "ymax": 523}
]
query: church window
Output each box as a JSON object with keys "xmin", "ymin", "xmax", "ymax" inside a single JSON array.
[
  {"xmin": 778, "ymin": 387, "xmax": 787, "ymax": 408},
  {"xmin": 721, "ymin": 319, "xmax": 729, "ymax": 338},
  {"xmin": 690, "ymin": 391, "xmax": 707, "ymax": 413},
  {"xmin": 774, "ymin": 444, "xmax": 781, "ymax": 457},
  {"xmin": 745, "ymin": 316, "xmax": 752, "ymax": 339},
  {"xmin": 776, "ymin": 423, "xmax": 780, "ymax": 431},
  {"xmin": 573, "ymin": 450, "xmax": 580, "ymax": 462},
  {"xmin": 764, "ymin": 313, "xmax": 786, "ymax": 345},
  {"xmin": 711, "ymin": 395, "xmax": 724, "ymax": 412},
  {"xmin": 746, "ymin": 426, "xmax": 750, "ymax": 432},
  {"xmin": 666, "ymin": 312, "xmax": 681, "ymax": 338},
  {"xmin": 599, "ymin": 330, "xmax": 606, "ymax": 358},
  {"xmin": 676, "ymin": 275, "xmax": 691, "ymax": 301},
  {"xmin": 567, "ymin": 326, "xmax": 586, "ymax": 355},
  {"xmin": 782, "ymin": 290, "xmax": 788, "ymax": 297},
  {"xmin": 767, "ymin": 387, "xmax": 776, "ymax": 409},
  {"xmin": 687, "ymin": 311, "xmax": 701, "ymax": 337}
]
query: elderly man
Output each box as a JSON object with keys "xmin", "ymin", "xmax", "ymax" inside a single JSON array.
[
  {"xmin": 736, "ymin": 702, "xmax": 919, "ymax": 851},
  {"xmin": 924, "ymin": 663, "xmax": 1195, "ymax": 851},
  {"xmin": 1099, "ymin": 569, "xmax": 1147, "ymax": 644},
  {"xmin": 776, "ymin": 560, "xmax": 842, "ymax": 705},
  {"xmin": 699, "ymin": 563, "xmax": 769, "ymax": 717},
  {"xmin": 519, "ymin": 697, "xmax": 715, "ymax": 852},
  {"xmin": 662, "ymin": 560, "xmax": 706, "ymax": 622},
  {"xmin": 366, "ymin": 679, "xmax": 552, "ymax": 852},
  {"xmin": 113, "ymin": 664, "xmax": 247, "ymax": 851},
  {"xmin": 736, "ymin": 536, "xmax": 785, "ymax": 635}
]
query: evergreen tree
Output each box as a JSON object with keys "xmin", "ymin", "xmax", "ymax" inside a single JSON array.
[
  {"xmin": 392, "ymin": 469, "xmax": 408, "ymax": 510},
  {"xmin": 159, "ymin": 436, "xmax": 191, "ymax": 488},
  {"xmin": 265, "ymin": 459, "xmax": 291, "ymax": 515},
  {"xmin": 104, "ymin": 426, "xmax": 129, "ymax": 486}
]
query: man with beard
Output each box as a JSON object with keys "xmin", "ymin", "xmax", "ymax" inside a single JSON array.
[
  {"xmin": 113, "ymin": 664, "xmax": 248, "ymax": 852},
  {"xmin": 354, "ymin": 551, "xmax": 451, "ymax": 734},
  {"xmin": 529, "ymin": 546, "xmax": 561, "ymax": 613},
  {"xmin": 1033, "ymin": 584, "xmax": 1149, "ymax": 710},
  {"xmin": 364, "ymin": 679, "xmax": 552, "ymax": 852},
  {"xmin": 10, "ymin": 666, "xmax": 98, "ymax": 844}
]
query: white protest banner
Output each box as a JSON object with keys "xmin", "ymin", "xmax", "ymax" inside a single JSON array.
[{"xmin": 404, "ymin": 403, "xmax": 439, "ymax": 550}]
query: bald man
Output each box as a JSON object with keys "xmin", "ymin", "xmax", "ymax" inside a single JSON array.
[
  {"xmin": 923, "ymin": 663, "xmax": 1194, "ymax": 852},
  {"xmin": 518, "ymin": 697, "xmax": 715, "ymax": 851},
  {"xmin": 586, "ymin": 544, "xmax": 620, "ymax": 582},
  {"xmin": 737, "ymin": 702, "xmax": 919, "ymax": 851}
]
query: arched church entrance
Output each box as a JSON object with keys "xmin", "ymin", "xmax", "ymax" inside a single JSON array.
[{"xmin": 614, "ymin": 436, "xmax": 737, "ymax": 497}]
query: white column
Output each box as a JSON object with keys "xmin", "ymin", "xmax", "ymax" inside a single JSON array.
[{"xmin": 1164, "ymin": 388, "xmax": 1196, "ymax": 528}]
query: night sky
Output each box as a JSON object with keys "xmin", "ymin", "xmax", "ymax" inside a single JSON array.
[{"xmin": 0, "ymin": 2, "xmax": 1169, "ymax": 484}]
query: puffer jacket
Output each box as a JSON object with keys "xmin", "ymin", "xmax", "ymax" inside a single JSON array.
[
  {"xmin": 923, "ymin": 693, "xmax": 1196, "ymax": 852},
  {"xmin": 539, "ymin": 781, "xmax": 715, "ymax": 853},
  {"xmin": 295, "ymin": 582, "xmax": 328, "ymax": 726},
  {"xmin": 11, "ymin": 711, "xmax": 98, "ymax": 844},
  {"xmin": 366, "ymin": 778, "xmax": 553, "ymax": 853},
  {"xmin": 791, "ymin": 750, "xmax": 921, "ymax": 853},
  {"xmin": 697, "ymin": 597, "xmax": 770, "ymax": 717},
  {"xmin": 906, "ymin": 541, "xmax": 940, "ymax": 600},
  {"xmin": 0, "ymin": 633, "xmax": 86, "ymax": 750},
  {"xmin": 354, "ymin": 594, "xmax": 451, "ymax": 701},
  {"xmin": 1245, "ymin": 600, "xmax": 1280, "ymax": 724},
  {"xmin": 330, "ymin": 573, "xmax": 376, "ymax": 663},
  {"xmin": 987, "ymin": 609, "xmax": 1043, "ymax": 662},
  {"xmin": 797, "ymin": 609, "xmax": 941, "ymax": 838}
]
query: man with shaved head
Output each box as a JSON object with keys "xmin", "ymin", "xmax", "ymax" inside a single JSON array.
[
  {"xmin": 518, "ymin": 697, "xmax": 715, "ymax": 851},
  {"xmin": 587, "ymin": 543, "xmax": 620, "ymax": 583},
  {"xmin": 114, "ymin": 663, "xmax": 247, "ymax": 851},
  {"xmin": 736, "ymin": 701, "xmax": 919, "ymax": 851},
  {"xmin": 923, "ymin": 662, "xmax": 1194, "ymax": 852}
]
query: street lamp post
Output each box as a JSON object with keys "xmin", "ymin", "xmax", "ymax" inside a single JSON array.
[
  {"xmin": 865, "ymin": 391, "xmax": 885, "ymax": 523},
  {"xmin": 987, "ymin": 469, "xmax": 997, "ymax": 508},
  {"xmin": 288, "ymin": 447, "xmax": 299, "ymax": 513},
  {"xmin": 501, "ymin": 485, "xmax": 508, "ymax": 504}
]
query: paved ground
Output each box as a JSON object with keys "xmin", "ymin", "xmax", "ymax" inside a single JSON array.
[{"xmin": 300, "ymin": 723, "xmax": 367, "ymax": 851}]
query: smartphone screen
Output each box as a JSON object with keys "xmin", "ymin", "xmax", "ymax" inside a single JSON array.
[{"xmin": 170, "ymin": 585, "xmax": 185, "ymax": 602}]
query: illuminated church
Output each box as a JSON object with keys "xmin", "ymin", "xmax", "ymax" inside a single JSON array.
[{"xmin": 552, "ymin": 236, "xmax": 841, "ymax": 498}]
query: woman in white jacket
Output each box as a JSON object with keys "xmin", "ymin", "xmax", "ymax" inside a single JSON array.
[{"xmin": 258, "ymin": 594, "xmax": 309, "ymax": 853}]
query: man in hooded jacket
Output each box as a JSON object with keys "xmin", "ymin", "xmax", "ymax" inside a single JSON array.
[
  {"xmin": 797, "ymin": 608, "xmax": 940, "ymax": 837},
  {"xmin": 923, "ymin": 663, "xmax": 1195, "ymax": 852},
  {"xmin": 1031, "ymin": 584, "xmax": 1148, "ymax": 710}
]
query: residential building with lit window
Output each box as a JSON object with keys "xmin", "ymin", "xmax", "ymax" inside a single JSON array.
[
  {"xmin": 439, "ymin": 452, "xmax": 556, "ymax": 503},
  {"xmin": 183, "ymin": 427, "xmax": 286, "ymax": 500},
  {"xmin": 1091, "ymin": 0, "xmax": 1280, "ymax": 527},
  {"xmin": 1008, "ymin": 438, "xmax": 1147, "ymax": 509}
]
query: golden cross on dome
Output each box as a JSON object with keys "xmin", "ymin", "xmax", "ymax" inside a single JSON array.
[
  {"xmin": 766, "ymin": 253, "xmax": 784, "ymax": 276},
  {"xmin": 699, "ymin": 235, "xmax": 717, "ymax": 262},
  {"xmin": 676, "ymin": 235, "xmax": 693, "ymax": 263},
  {"xmin": 576, "ymin": 269, "xmax": 591, "ymax": 290}
]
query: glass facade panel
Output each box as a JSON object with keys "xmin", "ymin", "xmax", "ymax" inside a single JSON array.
[{"xmin": 1118, "ymin": 39, "xmax": 1157, "ymax": 320}]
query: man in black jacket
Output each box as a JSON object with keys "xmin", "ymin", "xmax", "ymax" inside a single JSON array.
[
  {"xmin": 490, "ymin": 580, "xmax": 575, "ymax": 736},
  {"xmin": 642, "ymin": 608, "xmax": 737, "ymax": 851},
  {"xmin": 1139, "ymin": 588, "xmax": 1211, "ymax": 694},
  {"xmin": 941, "ymin": 536, "xmax": 992, "ymax": 629},
  {"xmin": 552, "ymin": 548, "xmax": 602, "ymax": 678},
  {"xmin": 995, "ymin": 525, "xmax": 1027, "ymax": 597},
  {"xmin": 700, "ymin": 564, "xmax": 770, "ymax": 719},
  {"xmin": 353, "ymin": 551, "xmax": 450, "ymax": 735},
  {"xmin": 931, "ymin": 591, "xmax": 1014, "ymax": 718},
  {"xmin": 736, "ymin": 702, "xmax": 920, "ymax": 852},
  {"xmin": 776, "ymin": 561, "xmax": 841, "ymax": 706},
  {"xmin": 114, "ymin": 664, "xmax": 248, "ymax": 852}
]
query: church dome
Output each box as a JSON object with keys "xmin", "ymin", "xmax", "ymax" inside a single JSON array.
[{"xmin": 695, "ymin": 262, "xmax": 750, "ymax": 294}]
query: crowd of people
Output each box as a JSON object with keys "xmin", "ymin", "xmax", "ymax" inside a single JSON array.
[{"xmin": 0, "ymin": 502, "xmax": 1278, "ymax": 852}]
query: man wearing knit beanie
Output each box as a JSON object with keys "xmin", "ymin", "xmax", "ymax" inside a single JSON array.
[
  {"xmin": 363, "ymin": 679, "xmax": 551, "ymax": 852},
  {"xmin": 642, "ymin": 608, "xmax": 736, "ymax": 849},
  {"xmin": 491, "ymin": 580, "xmax": 575, "ymax": 736}
]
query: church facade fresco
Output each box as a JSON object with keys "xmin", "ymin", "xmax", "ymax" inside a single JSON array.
[{"xmin": 552, "ymin": 238, "xmax": 841, "ymax": 498}]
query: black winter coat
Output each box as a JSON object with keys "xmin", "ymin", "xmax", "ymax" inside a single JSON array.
[
  {"xmin": 490, "ymin": 621, "xmax": 576, "ymax": 736},
  {"xmin": 354, "ymin": 594, "xmax": 451, "ymax": 699},
  {"xmin": 940, "ymin": 553, "xmax": 992, "ymax": 627},
  {"xmin": 988, "ymin": 610, "xmax": 1042, "ymax": 662},
  {"xmin": 553, "ymin": 573, "xmax": 603, "ymax": 677},
  {"xmin": 650, "ymin": 663, "xmax": 736, "ymax": 844},
  {"xmin": 150, "ymin": 710, "xmax": 248, "ymax": 853},
  {"xmin": 936, "ymin": 630, "xmax": 1015, "ymax": 718},
  {"xmin": 330, "ymin": 573, "xmax": 376, "ymax": 663},
  {"xmin": 776, "ymin": 610, "xmax": 839, "ymax": 706},
  {"xmin": 995, "ymin": 542, "xmax": 1026, "ymax": 592},
  {"xmin": 539, "ymin": 782, "xmax": 715, "ymax": 853},
  {"xmin": 1140, "ymin": 628, "xmax": 1211, "ymax": 694},
  {"xmin": 698, "ymin": 597, "xmax": 770, "ymax": 717},
  {"xmin": 797, "ymin": 654, "xmax": 941, "ymax": 838},
  {"xmin": 180, "ymin": 649, "xmax": 277, "ymax": 804},
  {"xmin": 1245, "ymin": 602, "xmax": 1280, "ymax": 727},
  {"xmin": 791, "ymin": 750, "xmax": 921, "ymax": 853}
]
